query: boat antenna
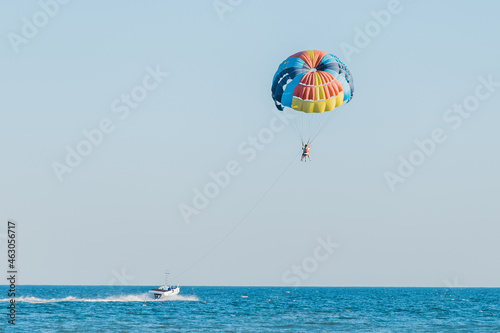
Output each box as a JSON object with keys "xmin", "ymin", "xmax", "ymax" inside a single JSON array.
[{"xmin": 164, "ymin": 271, "xmax": 170, "ymax": 285}]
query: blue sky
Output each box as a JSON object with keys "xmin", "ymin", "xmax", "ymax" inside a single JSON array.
[{"xmin": 1, "ymin": 0, "xmax": 499, "ymax": 287}]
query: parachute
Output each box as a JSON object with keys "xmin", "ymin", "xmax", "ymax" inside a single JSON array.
[{"xmin": 271, "ymin": 50, "xmax": 354, "ymax": 143}]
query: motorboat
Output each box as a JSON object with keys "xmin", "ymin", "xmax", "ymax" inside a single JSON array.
[
  {"xmin": 148, "ymin": 284, "xmax": 180, "ymax": 299},
  {"xmin": 148, "ymin": 272, "xmax": 180, "ymax": 299}
]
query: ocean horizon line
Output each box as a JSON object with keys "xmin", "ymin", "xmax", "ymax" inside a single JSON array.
[{"xmin": 2, "ymin": 284, "xmax": 499, "ymax": 288}]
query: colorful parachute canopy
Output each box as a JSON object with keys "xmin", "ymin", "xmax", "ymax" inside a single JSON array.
[{"xmin": 271, "ymin": 50, "xmax": 354, "ymax": 114}]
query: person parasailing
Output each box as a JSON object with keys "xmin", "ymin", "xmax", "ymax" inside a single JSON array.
[
  {"xmin": 271, "ymin": 50, "xmax": 354, "ymax": 157},
  {"xmin": 301, "ymin": 142, "xmax": 311, "ymax": 162}
]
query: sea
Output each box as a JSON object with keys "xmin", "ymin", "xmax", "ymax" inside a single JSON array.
[{"xmin": 1, "ymin": 286, "xmax": 499, "ymax": 332}]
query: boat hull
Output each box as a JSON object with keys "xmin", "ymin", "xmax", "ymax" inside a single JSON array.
[{"xmin": 148, "ymin": 287, "xmax": 180, "ymax": 299}]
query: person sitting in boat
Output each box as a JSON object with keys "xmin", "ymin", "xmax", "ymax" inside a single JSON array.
[{"xmin": 301, "ymin": 142, "xmax": 311, "ymax": 162}]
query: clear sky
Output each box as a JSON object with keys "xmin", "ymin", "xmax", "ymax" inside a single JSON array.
[{"xmin": 1, "ymin": 0, "xmax": 499, "ymax": 287}]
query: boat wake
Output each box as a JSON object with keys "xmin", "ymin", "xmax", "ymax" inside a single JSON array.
[{"xmin": 0, "ymin": 293, "xmax": 198, "ymax": 303}]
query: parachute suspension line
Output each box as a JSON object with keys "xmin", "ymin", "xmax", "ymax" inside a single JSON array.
[
  {"xmin": 293, "ymin": 111, "xmax": 307, "ymax": 144},
  {"xmin": 284, "ymin": 106, "xmax": 345, "ymax": 144},
  {"xmin": 309, "ymin": 111, "xmax": 334, "ymax": 144},
  {"xmin": 287, "ymin": 111, "xmax": 303, "ymax": 143},
  {"xmin": 299, "ymin": 112, "xmax": 329, "ymax": 144},
  {"xmin": 309, "ymin": 107, "xmax": 342, "ymax": 144},
  {"xmin": 301, "ymin": 112, "xmax": 319, "ymax": 144},
  {"xmin": 305, "ymin": 114, "xmax": 312, "ymax": 143},
  {"xmin": 309, "ymin": 113, "xmax": 324, "ymax": 143},
  {"xmin": 306, "ymin": 113, "xmax": 314, "ymax": 143},
  {"xmin": 305, "ymin": 115, "xmax": 311, "ymax": 143},
  {"xmin": 300, "ymin": 112, "xmax": 306, "ymax": 142}
]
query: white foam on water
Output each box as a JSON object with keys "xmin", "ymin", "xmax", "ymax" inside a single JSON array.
[{"xmin": 0, "ymin": 293, "xmax": 199, "ymax": 303}]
